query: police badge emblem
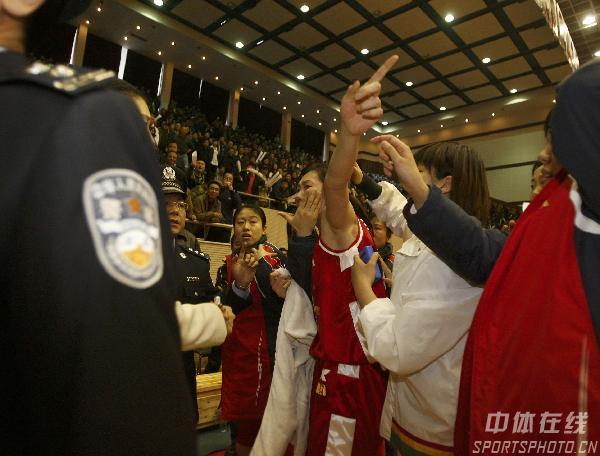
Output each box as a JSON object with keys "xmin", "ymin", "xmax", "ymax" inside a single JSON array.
[
  {"xmin": 163, "ymin": 166, "xmax": 176, "ymax": 180},
  {"xmin": 83, "ymin": 169, "xmax": 163, "ymax": 289}
]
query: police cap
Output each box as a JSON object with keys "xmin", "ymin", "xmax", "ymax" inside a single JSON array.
[{"xmin": 161, "ymin": 166, "xmax": 188, "ymax": 195}]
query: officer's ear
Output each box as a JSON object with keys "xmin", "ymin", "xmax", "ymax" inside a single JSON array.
[{"xmin": 1, "ymin": 0, "xmax": 45, "ymax": 18}]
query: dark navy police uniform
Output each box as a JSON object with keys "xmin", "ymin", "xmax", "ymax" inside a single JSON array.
[
  {"xmin": 161, "ymin": 165, "xmax": 219, "ymax": 423},
  {"xmin": 1, "ymin": 52, "xmax": 196, "ymax": 454}
]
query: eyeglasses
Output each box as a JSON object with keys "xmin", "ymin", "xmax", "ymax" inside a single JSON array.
[{"xmin": 165, "ymin": 201, "xmax": 188, "ymax": 211}]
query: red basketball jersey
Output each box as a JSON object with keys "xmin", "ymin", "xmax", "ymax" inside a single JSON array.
[{"xmin": 310, "ymin": 218, "xmax": 387, "ymax": 364}]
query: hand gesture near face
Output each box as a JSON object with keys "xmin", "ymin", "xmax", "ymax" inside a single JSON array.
[
  {"xmin": 232, "ymin": 246, "xmax": 259, "ymax": 289},
  {"xmin": 278, "ymin": 187, "xmax": 322, "ymax": 236}
]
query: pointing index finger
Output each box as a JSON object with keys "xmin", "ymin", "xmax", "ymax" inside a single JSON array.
[{"xmin": 367, "ymin": 55, "xmax": 399, "ymax": 84}]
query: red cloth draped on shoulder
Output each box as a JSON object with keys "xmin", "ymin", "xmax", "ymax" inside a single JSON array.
[{"xmin": 455, "ymin": 170, "xmax": 600, "ymax": 454}]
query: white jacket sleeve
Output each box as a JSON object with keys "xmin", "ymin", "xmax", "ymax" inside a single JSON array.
[
  {"xmin": 174, "ymin": 301, "xmax": 227, "ymax": 351},
  {"xmin": 368, "ymin": 181, "xmax": 410, "ymax": 239},
  {"xmin": 358, "ymin": 258, "xmax": 482, "ymax": 377}
]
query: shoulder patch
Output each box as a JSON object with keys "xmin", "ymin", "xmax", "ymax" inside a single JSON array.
[
  {"xmin": 82, "ymin": 169, "xmax": 163, "ymax": 289},
  {"xmin": 187, "ymin": 247, "xmax": 210, "ymax": 261},
  {"xmin": 19, "ymin": 61, "xmax": 115, "ymax": 96}
]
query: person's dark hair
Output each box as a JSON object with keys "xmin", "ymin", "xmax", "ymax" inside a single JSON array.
[
  {"xmin": 105, "ymin": 79, "xmax": 150, "ymax": 108},
  {"xmin": 543, "ymin": 108, "xmax": 553, "ymax": 138},
  {"xmin": 233, "ymin": 204, "xmax": 267, "ymax": 227},
  {"xmin": 300, "ymin": 163, "xmax": 327, "ymax": 182},
  {"xmin": 532, "ymin": 161, "xmax": 543, "ymax": 175},
  {"xmin": 208, "ymin": 180, "xmax": 222, "ymax": 189},
  {"xmin": 414, "ymin": 142, "xmax": 490, "ymax": 226}
]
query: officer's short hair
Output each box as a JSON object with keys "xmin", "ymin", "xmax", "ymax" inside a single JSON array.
[{"xmin": 105, "ymin": 79, "xmax": 150, "ymax": 108}]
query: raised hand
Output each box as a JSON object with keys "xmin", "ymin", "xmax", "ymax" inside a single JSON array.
[
  {"xmin": 371, "ymin": 134, "xmax": 429, "ymax": 208},
  {"xmin": 269, "ymin": 271, "xmax": 291, "ymax": 299},
  {"xmin": 253, "ymin": 244, "xmax": 278, "ymax": 263},
  {"xmin": 340, "ymin": 55, "xmax": 398, "ymax": 136},
  {"xmin": 378, "ymin": 257, "xmax": 393, "ymax": 288},
  {"xmin": 221, "ymin": 305, "xmax": 235, "ymax": 335},
  {"xmin": 351, "ymin": 163, "xmax": 364, "ymax": 185},
  {"xmin": 278, "ymin": 187, "xmax": 322, "ymax": 236},
  {"xmin": 232, "ymin": 247, "xmax": 259, "ymax": 289}
]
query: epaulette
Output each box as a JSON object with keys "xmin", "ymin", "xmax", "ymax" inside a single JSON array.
[
  {"xmin": 186, "ymin": 247, "xmax": 210, "ymax": 261},
  {"xmin": 13, "ymin": 61, "xmax": 115, "ymax": 96}
]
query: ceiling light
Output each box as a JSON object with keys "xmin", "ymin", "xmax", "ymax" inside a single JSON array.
[
  {"xmin": 262, "ymin": 97, "xmax": 266, "ymax": 101},
  {"xmin": 277, "ymin": 91, "xmax": 281, "ymax": 95},
  {"xmin": 240, "ymin": 87, "xmax": 244, "ymax": 91},
  {"xmin": 417, "ymin": 129, "xmax": 421, "ymax": 133},
  {"xmin": 440, "ymin": 106, "xmax": 446, "ymax": 111},
  {"xmin": 595, "ymin": 50, "xmax": 600, "ymax": 57},
  {"xmin": 334, "ymin": 129, "xmax": 338, "ymax": 133},
  {"xmin": 136, "ymin": 25, "xmax": 141, "ymax": 30},
  {"xmin": 254, "ymin": 80, "xmax": 259, "ymax": 85},
  {"xmin": 361, "ymin": 48, "xmax": 369, "ymax": 55},
  {"xmin": 583, "ymin": 15, "xmax": 597, "ymax": 27},
  {"xmin": 283, "ymin": 106, "xmax": 287, "ymax": 110},
  {"xmin": 300, "ymin": 4, "xmax": 310, "ymax": 13},
  {"xmin": 301, "ymin": 114, "xmax": 305, "ymax": 118},
  {"xmin": 220, "ymin": 20, "xmax": 227, "ymax": 26},
  {"xmin": 465, "ymin": 118, "xmax": 469, "ymax": 123},
  {"xmin": 506, "ymin": 97, "xmax": 528, "ymax": 105},
  {"xmin": 316, "ymin": 109, "xmax": 320, "ymax": 114},
  {"xmin": 482, "ymin": 57, "xmax": 491, "ymax": 64},
  {"xmin": 445, "ymin": 13, "xmax": 455, "ymax": 23},
  {"xmin": 153, "ymin": 0, "xmax": 164, "ymax": 5},
  {"xmin": 510, "ymin": 88, "xmax": 517, "ymax": 94},
  {"xmin": 318, "ymin": 122, "xmax": 322, "ymax": 126},
  {"xmin": 406, "ymin": 81, "xmax": 413, "ymax": 87},
  {"xmin": 381, "ymin": 121, "xmax": 388, "ymax": 126},
  {"xmin": 297, "ymin": 74, "xmax": 305, "ymax": 80},
  {"xmin": 85, "ymin": 20, "xmax": 90, "ymax": 24},
  {"xmin": 235, "ymin": 41, "xmax": 244, "ymax": 49},
  {"xmin": 157, "ymin": 51, "xmax": 162, "ymax": 56},
  {"xmin": 124, "ymin": 36, "xmax": 128, "ymax": 41},
  {"xmin": 97, "ymin": 6, "xmax": 102, "ymax": 12},
  {"xmin": 188, "ymin": 64, "xmax": 192, "ymax": 69},
  {"xmin": 297, "ymin": 101, "xmax": 301, "ymax": 105},
  {"xmin": 333, "ymin": 118, "xmax": 336, "ymax": 121},
  {"xmin": 491, "ymin": 112, "xmax": 495, "ymax": 117},
  {"xmin": 202, "ymin": 56, "xmax": 206, "ymax": 60},
  {"xmin": 215, "ymin": 76, "xmax": 219, "ymax": 80},
  {"xmin": 171, "ymin": 41, "xmax": 175, "ymax": 46},
  {"xmin": 256, "ymin": 40, "xmax": 264, "ymax": 45},
  {"xmin": 440, "ymin": 124, "xmax": 444, "ymax": 128}
]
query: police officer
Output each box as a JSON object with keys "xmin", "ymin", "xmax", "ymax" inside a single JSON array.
[
  {"xmin": 0, "ymin": 1, "xmax": 216, "ymax": 454},
  {"xmin": 160, "ymin": 165, "xmax": 231, "ymax": 424}
]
